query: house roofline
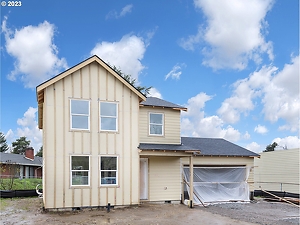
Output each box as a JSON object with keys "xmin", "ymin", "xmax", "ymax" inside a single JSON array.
[{"xmin": 36, "ymin": 55, "xmax": 147, "ymax": 129}]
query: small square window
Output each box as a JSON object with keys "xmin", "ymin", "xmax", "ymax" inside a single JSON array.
[
  {"xmin": 100, "ymin": 102, "xmax": 118, "ymax": 131},
  {"xmin": 149, "ymin": 113, "xmax": 164, "ymax": 135},
  {"xmin": 70, "ymin": 99, "xmax": 90, "ymax": 130},
  {"xmin": 100, "ymin": 156, "xmax": 118, "ymax": 186},
  {"xmin": 71, "ymin": 156, "xmax": 90, "ymax": 186}
]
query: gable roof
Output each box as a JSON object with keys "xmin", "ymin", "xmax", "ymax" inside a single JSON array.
[
  {"xmin": 36, "ymin": 55, "xmax": 147, "ymax": 129},
  {"xmin": 139, "ymin": 137, "xmax": 259, "ymax": 157},
  {"xmin": 0, "ymin": 152, "xmax": 43, "ymax": 167},
  {"xmin": 140, "ymin": 97, "xmax": 187, "ymax": 111}
]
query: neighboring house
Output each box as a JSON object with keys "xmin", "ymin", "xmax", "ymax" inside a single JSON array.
[
  {"xmin": 254, "ymin": 148, "xmax": 300, "ymax": 194},
  {"xmin": 0, "ymin": 148, "xmax": 43, "ymax": 179},
  {"xmin": 36, "ymin": 55, "xmax": 259, "ymax": 209}
]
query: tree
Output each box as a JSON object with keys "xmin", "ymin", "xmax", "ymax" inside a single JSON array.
[
  {"xmin": 35, "ymin": 146, "xmax": 43, "ymax": 157},
  {"xmin": 0, "ymin": 132, "xmax": 9, "ymax": 152},
  {"xmin": 11, "ymin": 136, "xmax": 31, "ymax": 154},
  {"xmin": 112, "ymin": 65, "xmax": 152, "ymax": 96},
  {"xmin": 264, "ymin": 142, "xmax": 278, "ymax": 152}
]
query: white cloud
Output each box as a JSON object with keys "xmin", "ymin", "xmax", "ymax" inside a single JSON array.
[
  {"xmin": 180, "ymin": 0, "xmax": 274, "ymax": 70},
  {"xmin": 16, "ymin": 107, "xmax": 42, "ymax": 153},
  {"xmin": 262, "ymin": 56, "xmax": 300, "ymax": 131},
  {"xmin": 165, "ymin": 63, "xmax": 186, "ymax": 80},
  {"xmin": 3, "ymin": 108, "xmax": 42, "ymax": 154},
  {"xmin": 272, "ymin": 136, "xmax": 300, "ymax": 150},
  {"xmin": 2, "ymin": 17, "xmax": 67, "ymax": 88},
  {"xmin": 243, "ymin": 131, "xmax": 251, "ymax": 140},
  {"xmin": 91, "ymin": 34, "xmax": 147, "ymax": 81},
  {"xmin": 218, "ymin": 55, "xmax": 299, "ymax": 132},
  {"xmin": 181, "ymin": 92, "xmax": 241, "ymax": 142},
  {"xmin": 106, "ymin": 4, "xmax": 133, "ymax": 19},
  {"xmin": 246, "ymin": 142, "xmax": 262, "ymax": 153},
  {"xmin": 148, "ymin": 87, "xmax": 162, "ymax": 99},
  {"xmin": 120, "ymin": 4, "xmax": 133, "ymax": 17},
  {"xmin": 5, "ymin": 129, "xmax": 14, "ymax": 141},
  {"xmin": 254, "ymin": 124, "xmax": 268, "ymax": 134}
]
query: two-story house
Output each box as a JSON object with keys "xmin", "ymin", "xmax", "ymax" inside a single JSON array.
[{"xmin": 36, "ymin": 55, "xmax": 258, "ymax": 209}]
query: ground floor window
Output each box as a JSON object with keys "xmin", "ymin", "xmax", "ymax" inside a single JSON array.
[
  {"xmin": 100, "ymin": 156, "xmax": 118, "ymax": 186},
  {"xmin": 70, "ymin": 156, "xmax": 90, "ymax": 186}
]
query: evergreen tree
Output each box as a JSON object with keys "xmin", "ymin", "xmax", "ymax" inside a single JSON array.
[
  {"xmin": 112, "ymin": 65, "xmax": 152, "ymax": 96},
  {"xmin": 0, "ymin": 132, "xmax": 9, "ymax": 152},
  {"xmin": 35, "ymin": 146, "xmax": 43, "ymax": 157},
  {"xmin": 263, "ymin": 142, "xmax": 278, "ymax": 152},
  {"xmin": 11, "ymin": 136, "xmax": 31, "ymax": 154}
]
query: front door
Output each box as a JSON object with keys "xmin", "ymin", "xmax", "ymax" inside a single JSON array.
[{"xmin": 140, "ymin": 158, "xmax": 148, "ymax": 200}]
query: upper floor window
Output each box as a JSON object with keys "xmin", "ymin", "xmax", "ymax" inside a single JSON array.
[
  {"xmin": 149, "ymin": 113, "xmax": 164, "ymax": 136},
  {"xmin": 100, "ymin": 156, "xmax": 118, "ymax": 186},
  {"xmin": 100, "ymin": 102, "xmax": 118, "ymax": 131},
  {"xmin": 70, "ymin": 99, "xmax": 90, "ymax": 130},
  {"xmin": 70, "ymin": 155, "xmax": 90, "ymax": 186}
]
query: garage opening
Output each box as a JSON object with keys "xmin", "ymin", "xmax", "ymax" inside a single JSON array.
[{"xmin": 183, "ymin": 166, "xmax": 251, "ymax": 205}]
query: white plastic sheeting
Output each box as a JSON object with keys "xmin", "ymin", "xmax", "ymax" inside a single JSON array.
[{"xmin": 183, "ymin": 166, "xmax": 250, "ymax": 205}]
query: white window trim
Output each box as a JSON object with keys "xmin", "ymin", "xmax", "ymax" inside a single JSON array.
[
  {"xmin": 149, "ymin": 112, "xmax": 164, "ymax": 136},
  {"xmin": 70, "ymin": 155, "xmax": 90, "ymax": 187},
  {"xmin": 70, "ymin": 99, "xmax": 90, "ymax": 131},
  {"xmin": 99, "ymin": 155, "xmax": 118, "ymax": 186},
  {"xmin": 99, "ymin": 101, "xmax": 118, "ymax": 132}
]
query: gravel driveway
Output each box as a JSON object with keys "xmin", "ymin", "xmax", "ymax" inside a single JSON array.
[{"xmin": 0, "ymin": 197, "xmax": 299, "ymax": 225}]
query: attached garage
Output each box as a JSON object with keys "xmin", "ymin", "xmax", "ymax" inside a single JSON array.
[
  {"xmin": 139, "ymin": 137, "xmax": 259, "ymax": 206},
  {"xmin": 183, "ymin": 166, "xmax": 250, "ymax": 204},
  {"xmin": 181, "ymin": 137, "xmax": 258, "ymax": 206}
]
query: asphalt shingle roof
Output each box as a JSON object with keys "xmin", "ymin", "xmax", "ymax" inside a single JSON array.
[
  {"xmin": 139, "ymin": 137, "xmax": 259, "ymax": 157},
  {"xmin": 0, "ymin": 152, "xmax": 43, "ymax": 166},
  {"xmin": 138, "ymin": 143, "xmax": 198, "ymax": 151},
  {"xmin": 140, "ymin": 97, "xmax": 187, "ymax": 110}
]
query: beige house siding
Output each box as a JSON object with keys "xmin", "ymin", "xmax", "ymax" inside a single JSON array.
[
  {"xmin": 139, "ymin": 107, "xmax": 181, "ymax": 144},
  {"xmin": 147, "ymin": 156, "xmax": 181, "ymax": 201},
  {"xmin": 181, "ymin": 156, "xmax": 255, "ymax": 191},
  {"xmin": 254, "ymin": 148, "xmax": 300, "ymax": 194},
  {"xmin": 42, "ymin": 62, "xmax": 140, "ymax": 209}
]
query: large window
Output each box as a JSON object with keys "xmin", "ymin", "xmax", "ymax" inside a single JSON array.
[
  {"xmin": 100, "ymin": 102, "xmax": 118, "ymax": 131},
  {"xmin": 100, "ymin": 156, "xmax": 118, "ymax": 186},
  {"xmin": 70, "ymin": 156, "xmax": 90, "ymax": 186},
  {"xmin": 70, "ymin": 99, "xmax": 90, "ymax": 130},
  {"xmin": 149, "ymin": 113, "xmax": 164, "ymax": 135}
]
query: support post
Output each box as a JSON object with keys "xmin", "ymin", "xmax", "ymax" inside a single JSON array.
[{"xmin": 189, "ymin": 155, "xmax": 194, "ymax": 208}]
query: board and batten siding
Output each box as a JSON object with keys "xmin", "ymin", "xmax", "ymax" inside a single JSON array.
[
  {"xmin": 254, "ymin": 148, "xmax": 300, "ymax": 194},
  {"xmin": 147, "ymin": 156, "xmax": 181, "ymax": 201},
  {"xmin": 139, "ymin": 107, "xmax": 181, "ymax": 144},
  {"xmin": 42, "ymin": 62, "xmax": 140, "ymax": 209},
  {"xmin": 181, "ymin": 156, "xmax": 255, "ymax": 191}
]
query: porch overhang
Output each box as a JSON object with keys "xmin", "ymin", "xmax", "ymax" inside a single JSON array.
[{"xmin": 138, "ymin": 143, "xmax": 201, "ymax": 156}]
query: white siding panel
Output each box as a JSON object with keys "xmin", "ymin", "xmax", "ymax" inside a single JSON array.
[
  {"xmin": 72, "ymin": 70, "xmax": 81, "ymax": 98},
  {"xmin": 81, "ymin": 66, "xmax": 90, "ymax": 99},
  {"xmin": 254, "ymin": 149, "xmax": 300, "ymax": 194},
  {"xmin": 44, "ymin": 86, "xmax": 55, "ymax": 209}
]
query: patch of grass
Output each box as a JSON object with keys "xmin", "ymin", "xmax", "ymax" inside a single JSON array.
[{"xmin": 1, "ymin": 178, "xmax": 42, "ymax": 190}]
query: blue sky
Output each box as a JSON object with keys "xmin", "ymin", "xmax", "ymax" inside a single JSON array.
[{"xmin": 1, "ymin": 0, "xmax": 299, "ymax": 153}]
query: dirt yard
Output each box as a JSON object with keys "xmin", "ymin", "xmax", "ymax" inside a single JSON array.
[{"xmin": 0, "ymin": 197, "xmax": 299, "ymax": 225}]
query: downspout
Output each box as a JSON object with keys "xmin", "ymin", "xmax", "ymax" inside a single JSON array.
[{"xmin": 189, "ymin": 154, "xmax": 194, "ymax": 208}]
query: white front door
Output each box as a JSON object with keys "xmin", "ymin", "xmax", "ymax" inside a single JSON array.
[{"xmin": 140, "ymin": 158, "xmax": 148, "ymax": 200}]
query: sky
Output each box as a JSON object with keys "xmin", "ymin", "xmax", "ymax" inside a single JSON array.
[{"xmin": 1, "ymin": 0, "xmax": 299, "ymax": 154}]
